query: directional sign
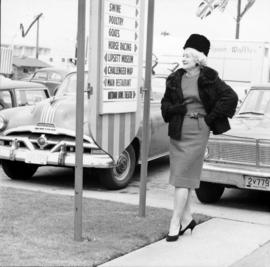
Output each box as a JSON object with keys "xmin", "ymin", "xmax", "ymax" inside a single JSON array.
[
  {"xmin": 100, "ymin": 0, "xmax": 142, "ymax": 114},
  {"xmin": 88, "ymin": 0, "xmax": 145, "ymax": 161}
]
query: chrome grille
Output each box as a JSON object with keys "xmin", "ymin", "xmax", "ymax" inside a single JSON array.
[
  {"xmin": 6, "ymin": 131, "xmax": 93, "ymax": 153},
  {"xmin": 259, "ymin": 144, "xmax": 270, "ymax": 166},
  {"xmin": 207, "ymin": 138, "xmax": 270, "ymax": 167}
]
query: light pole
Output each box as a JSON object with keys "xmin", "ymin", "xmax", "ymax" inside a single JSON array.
[{"xmin": 235, "ymin": 0, "xmax": 241, "ymax": 39}]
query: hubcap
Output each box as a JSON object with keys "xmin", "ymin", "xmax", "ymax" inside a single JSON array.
[{"xmin": 113, "ymin": 150, "xmax": 130, "ymax": 181}]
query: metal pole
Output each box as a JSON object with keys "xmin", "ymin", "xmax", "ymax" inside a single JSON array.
[
  {"xmin": 139, "ymin": 0, "xmax": 155, "ymax": 217},
  {"xmin": 36, "ymin": 18, "xmax": 39, "ymax": 59},
  {"xmin": 74, "ymin": 0, "xmax": 86, "ymax": 241},
  {"xmin": 0, "ymin": 0, "xmax": 1, "ymax": 65},
  {"xmin": 235, "ymin": 0, "xmax": 241, "ymax": 39}
]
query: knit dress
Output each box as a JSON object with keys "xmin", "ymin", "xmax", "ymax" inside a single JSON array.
[{"xmin": 169, "ymin": 73, "xmax": 210, "ymax": 189}]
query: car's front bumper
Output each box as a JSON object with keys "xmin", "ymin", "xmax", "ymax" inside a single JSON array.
[
  {"xmin": 0, "ymin": 136, "xmax": 114, "ymax": 168},
  {"xmin": 202, "ymin": 162, "xmax": 270, "ymax": 189}
]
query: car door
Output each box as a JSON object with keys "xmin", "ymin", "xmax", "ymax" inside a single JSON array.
[{"xmin": 148, "ymin": 76, "xmax": 169, "ymax": 158}]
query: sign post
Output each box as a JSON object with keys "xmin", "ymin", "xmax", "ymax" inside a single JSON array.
[
  {"xmin": 74, "ymin": 0, "xmax": 86, "ymax": 242},
  {"xmin": 139, "ymin": 0, "xmax": 155, "ymax": 217}
]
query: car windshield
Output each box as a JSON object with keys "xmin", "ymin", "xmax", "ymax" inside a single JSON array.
[
  {"xmin": 56, "ymin": 72, "xmax": 88, "ymax": 96},
  {"xmin": 238, "ymin": 89, "xmax": 270, "ymax": 115},
  {"xmin": 15, "ymin": 89, "xmax": 48, "ymax": 106}
]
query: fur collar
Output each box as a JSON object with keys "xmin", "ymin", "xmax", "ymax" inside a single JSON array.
[{"xmin": 168, "ymin": 66, "xmax": 219, "ymax": 85}]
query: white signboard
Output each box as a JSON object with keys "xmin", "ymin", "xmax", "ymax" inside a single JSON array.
[{"xmin": 100, "ymin": 0, "xmax": 143, "ymax": 114}]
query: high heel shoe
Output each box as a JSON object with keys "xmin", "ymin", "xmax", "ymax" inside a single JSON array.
[
  {"xmin": 179, "ymin": 219, "xmax": 196, "ymax": 236},
  {"xmin": 166, "ymin": 225, "xmax": 182, "ymax": 242}
]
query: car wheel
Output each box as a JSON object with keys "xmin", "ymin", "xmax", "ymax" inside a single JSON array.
[
  {"xmin": 98, "ymin": 145, "xmax": 136, "ymax": 190},
  {"xmin": 1, "ymin": 160, "xmax": 38, "ymax": 180},
  {"xmin": 195, "ymin": 181, "xmax": 225, "ymax": 203}
]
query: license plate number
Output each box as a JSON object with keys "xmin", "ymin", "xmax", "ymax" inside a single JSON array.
[
  {"xmin": 244, "ymin": 176, "xmax": 270, "ymax": 191},
  {"xmin": 25, "ymin": 151, "xmax": 48, "ymax": 165}
]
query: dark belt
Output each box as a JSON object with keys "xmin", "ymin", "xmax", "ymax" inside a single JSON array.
[{"xmin": 185, "ymin": 112, "xmax": 206, "ymax": 119}]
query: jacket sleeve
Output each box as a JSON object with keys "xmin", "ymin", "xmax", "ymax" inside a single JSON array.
[
  {"xmin": 161, "ymin": 76, "xmax": 186, "ymax": 123},
  {"xmin": 204, "ymin": 78, "xmax": 238, "ymax": 126}
]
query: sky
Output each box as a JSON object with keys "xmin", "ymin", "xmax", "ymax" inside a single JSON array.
[{"xmin": 2, "ymin": 0, "xmax": 270, "ymax": 57}]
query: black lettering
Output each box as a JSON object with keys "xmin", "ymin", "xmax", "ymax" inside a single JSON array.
[
  {"xmin": 118, "ymin": 91, "xmax": 124, "ymax": 98},
  {"xmin": 120, "ymin": 42, "xmax": 132, "ymax": 51},
  {"xmin": 109, "ymin": 15, "xmax": 124, "ymax": 26},
  {"xmin": 121, "ymin": 55, "xmax": 133, "ymax": 63},
  {"xmin": 108, "ymin": 91, "xmax": 118, "ymax": 99},
  {"xmin": 108, "ymin": 66, "xmax": 126, "ymax": 75},
  {"xmin": 105, "ymin": 79, "xmax": 115, "ymax": 86},
  {"xmin": 108, "ymin": 41, "xmax": 119, "ymax": 50},
  {"xmin": 116, "ymin": 79, "xmax": 131, "ymax": 86},
  {"xmin": 125, "ymin": 91, "xmax": 133, "ymax": 98},
  {"xmin": 109, "ymin": 28, "xmax": 120, "ymax": 38},
  {"xmin": 107, "ymin": 53, "xmax": 121, "ymax": 62},
  {"xmin": 109, "ymin": 3, "xmax": 121, "ymax": 13},
  {"xmin": 127, "ymin": 68, "xmax": 133, "ymax": 75}
]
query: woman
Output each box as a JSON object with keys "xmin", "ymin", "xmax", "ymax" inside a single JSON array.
[{"xmin": 161, "ymin": 34, "xmax": 238, "ymax": 242}]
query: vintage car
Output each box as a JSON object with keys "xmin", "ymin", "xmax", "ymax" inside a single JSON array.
[
  {"xmin": 23, "ymin": 67, "xmax": 70, "ymax": 95},
  {"xmin": 0, "ymin": 72, "xmax": 168, "ymax": 189},
  {"xmin": 0, "ymin": 76, "xmax": 50, "ymax": 110},
  {"xmin": 196, "ymin": 83, "xmax": 270, "ymax": 203}
]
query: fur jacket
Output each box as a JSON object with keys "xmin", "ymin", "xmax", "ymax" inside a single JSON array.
[{"xmin": 161, "ymin": 66, "xmax": 239, "ymax": 140}]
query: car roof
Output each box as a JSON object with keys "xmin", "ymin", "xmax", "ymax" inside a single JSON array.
[
  {"xmin": 250, "ymin": 83, "xmax": 270, "ymax": 90},
  {"xmin": 34, "ymin": 67, "xmax": 70, "ymax": 75},
  {"xmin": 0, "ymin": 77, "xmax": 48, "ymax": 90}
]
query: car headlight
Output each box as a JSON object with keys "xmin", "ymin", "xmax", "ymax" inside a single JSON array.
[
  {"xmin": 204, "ymin": 146, "xmax": 209, "ymax": 159},
  {"xmin": 0, "ymin": 115, "xmax": 7, "ymax": 131}
]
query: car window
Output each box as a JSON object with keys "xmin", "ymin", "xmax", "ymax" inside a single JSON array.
[
  {"xmin": 15, "ymin": 89, "xmax": 48, "ymax": 106},
  {"xmin": 57, "ymin": 72, "xmax": 88, "ymax": 95},
  {"xmin": 32, "ymin": 72, "xmax": 47, "ymax": 81},
  {"xmin": 48, "ymin": 72, "xmax": 62, "ymax": 82},
  {"xmin": 239, "ymin": 89, "xmax": 270, "ymax": 115},
  {"xmin": 0, "ymin": 90, "xmax": 12, "ymax": 110},
  {"xmin": 151, "ymin": 77, "xmax": 166, "ymax": 101}
]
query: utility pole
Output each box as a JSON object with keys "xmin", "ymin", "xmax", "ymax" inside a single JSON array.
[
  {"xmin": 36, "ymin": 18, "xmax": 40, "ymax": 58},
  {"xmin": 235, "ymin": 0, "xmax": 241, "ymax": 39}
]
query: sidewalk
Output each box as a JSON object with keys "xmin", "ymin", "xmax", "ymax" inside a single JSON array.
[{"xmin": 101, "ymin": 218, "xmax": 270, "ymax": 267}]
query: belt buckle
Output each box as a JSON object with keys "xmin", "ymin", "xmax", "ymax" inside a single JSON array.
[{"xmin": 190, "ymin": 112, "xmax": 199, "ymax": 119}]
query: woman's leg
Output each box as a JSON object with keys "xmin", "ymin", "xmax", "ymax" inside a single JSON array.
[
  {"xmin": 168, "ymin": 187, "xmax": 189, "ymax": 235},
  {"xmin": 181, "ymin": 189, "xmax": 193, "ymax": 228}
]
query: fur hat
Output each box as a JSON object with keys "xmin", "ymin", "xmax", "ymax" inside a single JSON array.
[{"xmin": 183, "ymin": 34, "xmax": 210, "ymax": 56}]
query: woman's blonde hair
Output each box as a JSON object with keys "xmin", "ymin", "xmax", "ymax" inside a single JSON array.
[{"xmin": 184, "ymin": 47, "xmax": 207, "ymax": 66}]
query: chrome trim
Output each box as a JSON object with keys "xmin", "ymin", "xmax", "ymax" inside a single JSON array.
[
  {"xmin": 4, "ymin": 125, "xmax": 94, "ymax": 144},
  {"xmin": 203, "ymin": 162, "xmax": 270, "ymax": 177},
  {"xmin": 202, "ymin": 162, "xmax": 270, "ymax": 190},
  {"xmin": 0, "ymin": 136, "xmax": 98, "ymax": 150},
  {"xmin": 0, "ymin": 144, "xmax": 114, "ymax": 168}
]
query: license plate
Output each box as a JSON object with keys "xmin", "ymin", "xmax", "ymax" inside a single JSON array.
[
  {"xmin": 244, "ymin": 176, "xmax": 270, "ymax": 191},
  {"xmin": 25, "ymin": 151, "xmax": 48, "ymax": 165}
]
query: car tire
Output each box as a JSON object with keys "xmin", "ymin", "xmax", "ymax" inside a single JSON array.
[
  {"xmin": 98, "ymin": 145, "xmax": 136, "ymax": 190},
  {"xmin": 1, "ymin": 160, "xmax": 38, "ymax": 180},
  {"xmin": 195, "ymin": 181, "xmax": 225, "ymax": 203}
]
